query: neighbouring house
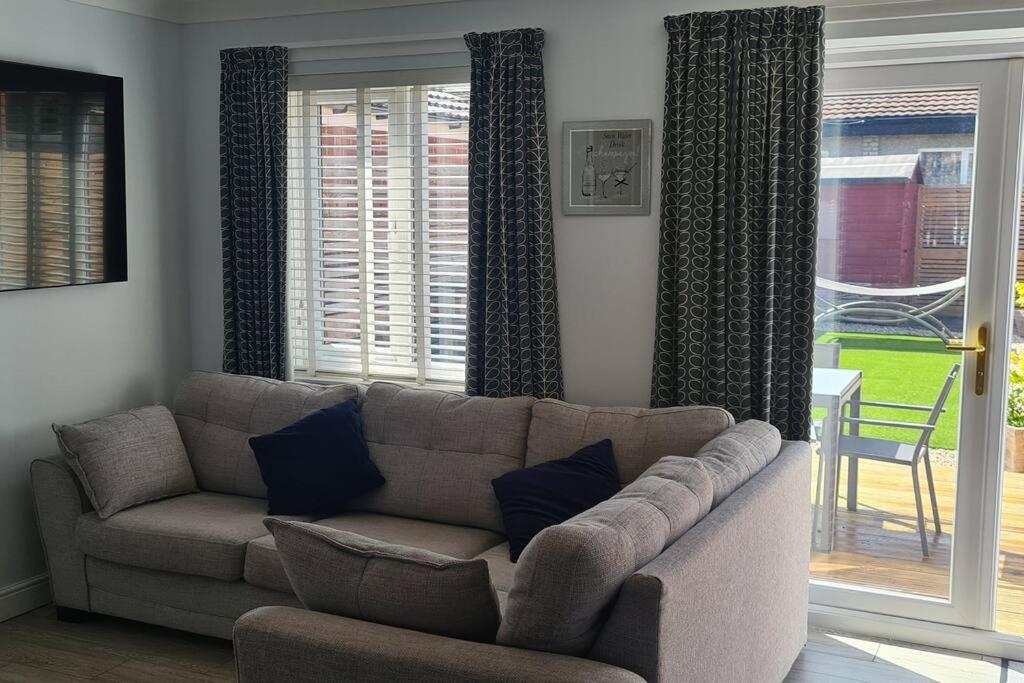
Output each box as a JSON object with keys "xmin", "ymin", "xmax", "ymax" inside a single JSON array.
[{"xmin": 819, "ymin": 90, "xmax": 1024, "ymax": 322}]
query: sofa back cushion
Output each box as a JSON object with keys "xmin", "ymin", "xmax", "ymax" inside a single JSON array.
[
  {"xmin": 526, "ymin": 400, "xmax": 734, "ymax": 484},
  {"xmin": 498, "ymin": 456, "xmax": 713, "ymax": 656},
  {"xmin": 347, "ymin": 383, "xmax": 534, "ymax": 532},
  {"xmin": 696, "ymin": 420, "xmax": 782, "ymax": 506},
  {"xmin": 266, "ymin": 519, "xmax": 501, "ymax": 643},
  {"xmin": 173, "ymin": 372, "xmax": 361, "ymax": 497}
]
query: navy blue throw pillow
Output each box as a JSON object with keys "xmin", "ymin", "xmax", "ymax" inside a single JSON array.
[
  {"xmin": 491, "ymin": 439, "xmax": 621, "ymax": 562},
  {"xmin": 250, "ymin": 400, "xmax": 385, "ymax": 516}
]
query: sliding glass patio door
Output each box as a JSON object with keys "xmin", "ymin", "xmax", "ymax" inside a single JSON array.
[{"xmin": 810, "ymin": 58, "xmax": 1024, "ymax": 630}]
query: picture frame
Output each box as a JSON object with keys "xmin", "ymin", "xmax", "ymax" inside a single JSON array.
[{"xmin": 562, "ymin": 119, "xmax": 652, "ymax": 216}]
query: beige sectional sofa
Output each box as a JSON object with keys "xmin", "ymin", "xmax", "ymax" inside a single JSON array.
[{"xmin": 32, "ymin": 370, "xmax": 811, "ymax": 682}]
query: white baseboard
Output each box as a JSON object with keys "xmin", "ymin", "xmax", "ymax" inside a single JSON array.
[{"xmin": 0, "ymin": 574, "xmax": 51, "ymax": 622}]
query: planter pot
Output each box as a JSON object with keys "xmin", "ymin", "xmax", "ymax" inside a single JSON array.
[{"xmin": 1006, "ymin": 425, "xmax": 1024, "ymax": 473}]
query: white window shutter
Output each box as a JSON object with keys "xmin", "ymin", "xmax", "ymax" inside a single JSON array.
[{"xmin": 287, "ymin": 82, "xmax": 469, "ymax": 386}]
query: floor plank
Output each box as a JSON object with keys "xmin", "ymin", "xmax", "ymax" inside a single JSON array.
[
  {"xmin": 0, "ymin": 621, "xmax": 128, "ymax": 679},
  {"xmin": 94, "ymin": 659, "xmax": 235, "ymax": 683},
  {"xmin": 0, "ymin": 608, "xmax": 234, "ymax": 682},
  {"xmin": 6, "ymin": 606, "xmax": 232, "ymax": 676},
  {"xmin": 0, "ymin": 663, "xmax": 93, "ymax": 683}
]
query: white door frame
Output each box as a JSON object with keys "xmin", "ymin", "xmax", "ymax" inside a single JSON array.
[{"xmin": 812, "ymin": 58, "xmax": 1024, "ymax": 633}]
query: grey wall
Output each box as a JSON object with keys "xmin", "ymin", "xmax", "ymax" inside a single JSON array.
[
  {"xmin": 182, "ymin": 0, "xmax": 777, "ymax": 408},
  {"xmin": 0, "ymin": 0, "xmax": 190, "ymax": 597}
]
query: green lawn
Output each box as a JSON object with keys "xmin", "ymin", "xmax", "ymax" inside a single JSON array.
[{"xmin": 815, "ymin": 332, "xmax": 962, "ymax": 450}]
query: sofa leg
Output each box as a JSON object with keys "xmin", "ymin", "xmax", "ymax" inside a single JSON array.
[{"xmin": 56, "ymin": 606, "xmax": 96, "ymax": 623}]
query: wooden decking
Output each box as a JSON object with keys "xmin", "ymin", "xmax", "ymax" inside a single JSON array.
[{"xmin": 810, "ymin": 454, "xmax": 1024, "ymax": 634}]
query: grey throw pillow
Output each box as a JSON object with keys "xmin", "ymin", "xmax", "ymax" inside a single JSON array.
[
  {"xmin": 265, "ymin": 519, "xmax": 502, "ymax": 643},
  {"xmin": 498, "ymin": 456, "xmax": 713, "ymax": 656},
  {"xmin": 54, "ymin": 405, "xmax": 197, "ymax": 519}
]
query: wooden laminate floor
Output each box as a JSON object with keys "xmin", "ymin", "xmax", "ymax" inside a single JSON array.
[
  {"xmin": 0, "ymin": 606, "xmax": 234, "ymax": 682},
  {"xmin": 1, "ymin": 605, "xmax": 1023, "ymax": 682}
]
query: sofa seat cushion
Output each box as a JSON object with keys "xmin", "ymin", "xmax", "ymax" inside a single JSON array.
[
  {"xmin": 76, "ymin": 492, "xmax": 309, "ymax": 581},
  {"xmin": 526, "ymin": 399, "xmax": 733, "ymax": 485},
  {"xmin": 245, "ymin": 512, "xmax": 504, "ymax": 593},
  {"xmin": 474, "ymin": 542, "xmax": 515, "ymax": 593},
  {"xmin": 474, "ymin": 542, "xmax": 515, "ymax": 613}
]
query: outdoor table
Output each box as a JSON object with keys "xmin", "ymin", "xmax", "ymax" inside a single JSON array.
[{"xmin": 812, "ymin": 367, "xmax": 863, "ymax": 552}]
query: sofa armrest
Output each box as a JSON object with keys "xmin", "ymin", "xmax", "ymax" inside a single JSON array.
[
  {"xmin": 590, "ymin": 440, "xmax": 811, "ymax": 683},
  {"xmin": 31, "ymin": 455, "xmax": 91, "ymax": 610},
  {"xmin": 234, "ymin": 606, "xmax": 645, "ymax": 683}
]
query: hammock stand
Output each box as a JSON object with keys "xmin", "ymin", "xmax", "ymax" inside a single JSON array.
[{"xmin": 814, "ymin": 276, "xmax": 966, "ymax": 344}]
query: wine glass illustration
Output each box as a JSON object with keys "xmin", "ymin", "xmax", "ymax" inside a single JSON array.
[
  {"xmin": 612, "ymin": 161, "xmax": 637, "ymax": 197},
  {"xmin": 597, "ymin": 168, "xmax": 612, "ymax": 200}
]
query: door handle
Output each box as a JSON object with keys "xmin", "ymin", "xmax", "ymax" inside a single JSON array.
[{"xmin": 946, "ymin": 324, "xmax": 988, "ymax": 396}]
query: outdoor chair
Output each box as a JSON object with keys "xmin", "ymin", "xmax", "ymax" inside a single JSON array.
[
  {"xmin": 837, "ymin": 363, "xmax": 961, "ymax": 557},
  {"xmin": 814, "ymin": 342, "xmax": 842, "ymax": 370}
]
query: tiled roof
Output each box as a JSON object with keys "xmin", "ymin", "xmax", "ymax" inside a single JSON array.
[
  {"xmin": 364, "ymin": 89, "xmax": 469, "ymax": 122},
  {"xmin": 427, "ymin": 89, "xmax": 469, "ymax": 122},
  {"xmin": 823, "ymin": 90, "xmax": 977, "ymax": 120}
]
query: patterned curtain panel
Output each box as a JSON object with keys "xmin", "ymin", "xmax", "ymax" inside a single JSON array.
[
  {"xmin": 463, "ymin": 29, "xmax": 564, "ymax": 399},
  {"xmin": 651, "ymin": 7, "xmax": 824, "ymax": 440},
  {"xmin": 220, "ymin": 46, "xmax": 289, "ymax": 380}
]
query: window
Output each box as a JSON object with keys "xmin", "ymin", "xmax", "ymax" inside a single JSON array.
[
  {"xmin": 287, "ymin": 83, "xmax": 470, "ymax": 385},
  {"xmin": 919, "ymin": 148, "xmax": 973, "ymax": 185}
]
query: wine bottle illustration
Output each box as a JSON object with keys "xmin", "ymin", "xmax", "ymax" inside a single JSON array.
[{"xmin": 581, "ymin": 145, "xmax": 596, "ymax": 197}]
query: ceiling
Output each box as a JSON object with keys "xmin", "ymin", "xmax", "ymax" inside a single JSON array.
[{"xmin": 66, "ymin": 0, "xmax": 466, "ymax": 24}]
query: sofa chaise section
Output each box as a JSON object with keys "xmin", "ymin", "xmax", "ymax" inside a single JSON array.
[{"xmin": 232, "ymin": 440, "xmax": 811, "ymax": 683}]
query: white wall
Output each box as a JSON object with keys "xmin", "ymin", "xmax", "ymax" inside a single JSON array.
[
  {"xmin": 0, "ymin": 0, "xmax": 190, "ymax": 610},
  {"xmin": 182, "ymin": 0, "xmax": 791, "ymax": 408}
]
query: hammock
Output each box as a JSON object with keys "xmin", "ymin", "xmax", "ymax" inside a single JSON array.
[
  {"xmin": 815, "ymin": 276, "xmax": 966, "ymax": 298},
  {"xmin": 814, "ymin": 276, "xmax": 966, "ymax": 343}
]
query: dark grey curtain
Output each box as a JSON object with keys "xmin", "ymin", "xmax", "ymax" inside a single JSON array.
[
  {"xmin": 220, "ymin": 46, "xmax": 289, "ymax": 380},
  {"xmin": 651, "ymin": 7, "xmax": 824, "ymax": 440},
  {"xmin": 463, "ymin": 29, "xmax": 564, "ymax": 399}
]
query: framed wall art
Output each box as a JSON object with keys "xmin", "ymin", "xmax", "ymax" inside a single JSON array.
[{"xmin": 562, "ymin": 119, "xmax": 652, "ymax": 215}]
